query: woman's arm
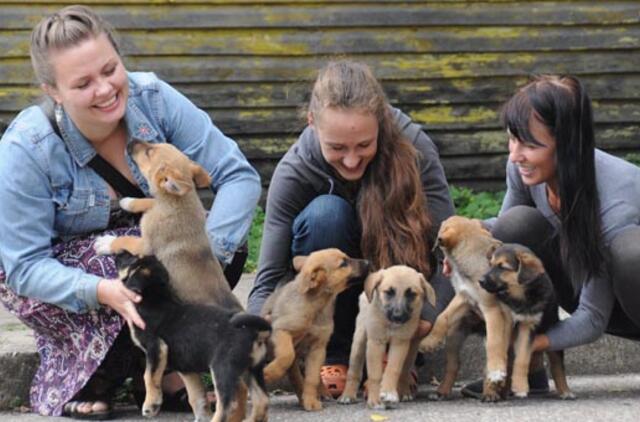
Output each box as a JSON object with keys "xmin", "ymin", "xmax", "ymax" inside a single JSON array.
[
  {"xmin": 247, "ymin": 158, "xmax": 310, "ymax": 315},
  {"xmin": 544, "ymin": 274, "xmax": 614, "ymax": 350},
  {"xmin": 157, "ymin": 80, "xmax": 261, "ymax": 264},
  {"xmin": 0, "ymin": 139, "xmax": 103, "ymax": 312}
]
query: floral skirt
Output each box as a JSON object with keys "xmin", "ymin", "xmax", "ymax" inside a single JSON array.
[{"xmin": 0, "ymin": 226, "xmax": 139, "ymax": 416}]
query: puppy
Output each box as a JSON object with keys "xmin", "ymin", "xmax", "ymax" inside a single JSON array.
[
  {"xmin": 95, "ymin": 140, "xmax": 239, "ymax": 310},
  {"xmin": 480, "ymin": 243, "xmax": 574, "ymax": 399},
  {"xmin": 338, "ymin": 265, "xmax": 436, "ymax": 409},
  {"xmin": 419, "ymin": 215, "xmax": 511, "ymax": 402},
  {"xmin": 261, "ymin": 248, "xmax": 369, "ymax": 411},
  {"xmin": 116, "ymin": 251, "xmax": 271, "ymax": 422}
]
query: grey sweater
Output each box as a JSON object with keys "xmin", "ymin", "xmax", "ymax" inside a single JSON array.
[
  {"xmin": 247, "ymin": 108, "xmax": 456, "ymax": 322},
  {"xmin": 498, "ymin": 149, "xmax": 640, "ymax": 350}
]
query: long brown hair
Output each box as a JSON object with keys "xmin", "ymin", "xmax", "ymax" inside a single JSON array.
[{"xmin": 308, "ymin": 60, "xmax": 432, "ymax": 276}]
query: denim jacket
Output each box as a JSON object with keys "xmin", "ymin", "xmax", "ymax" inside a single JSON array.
[{"xmin": 0, "ymin": 72, "xmax": 261, "ymax": 313}]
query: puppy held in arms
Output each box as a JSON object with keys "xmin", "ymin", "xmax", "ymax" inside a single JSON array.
[
  {"xmin": 95, "ymin": 140, "xmax": 239, "ymax": 310},
  {"xmin": 338, "ymin": 265, "xmax": 436, "ymax": 410},
  {"xmin": 418, "ymin": 215, "xmax": 511, "ymax": 402},
  {"xmin": 261, "ymin": 248, "xmax": 370, "ymax": 411},
  {"xmin": 480, "ymin": 243, "xmax": 574, "ymax": 399},
  {"xmin": 116, "ymin": 252, "xmax": 271, "ymax": 422}
]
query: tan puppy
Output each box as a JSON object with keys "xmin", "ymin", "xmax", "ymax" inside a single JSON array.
[
  {"xmin": 338, "ymin": 266, "xmax": 436, "ymax": 409},
  {"xmin": 94, "ymin": 140, "xmax": 240, "ymax": 310},
  {"xmin": 480, "ymin": 243, "xmax": 574, "ymax": 399},
  {"xmin": 95, "ymin": 140, "xmax": 244, "ymax": 421},
  {"xmin": 262, "ymin": 248, "xmax": 369, "ymax": 411},
  {"xmin": 419, "ymin": 216, "xmax": 510, "ymax": 402}
]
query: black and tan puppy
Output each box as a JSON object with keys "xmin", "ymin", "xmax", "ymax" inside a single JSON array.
[
  {"xmin": 338, "ymin": 265, "xmax": 436, "ymax": 409},
  {"xmin": 480, "ymin": 243, "xmax": 574, "ymax": 399},
  {"xmin": 419, "ymin": 216, "xmax": 511, "ymax": 402},
  {"xmin": 262, "ymin": 248, "xmax": 369, "ymax": 411},
  {"xmin": 116, "ymin": 252, "xmax": 271, "ymax": 422}
]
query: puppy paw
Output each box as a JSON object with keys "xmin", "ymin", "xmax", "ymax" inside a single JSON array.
[
  {"xmin": 482, "ymin": 378, "xmax": 506, "ymax": 403},
  {"xmin": 336, "ymin": 394, "xmax": 358, "ymax": 405},
  {"xmin": 419, "ymin": 336, "xmax": 442, "ymax": 353},
  {"xmin": 302, "ymin": 396, "xmax": 322, "ymax": 411},
  {"xmin": 366, "ymin": 399, "xmax": 386, "ymax": 411},
  {"xmin": 119, "ymin": 197, "xmax": 136, "ymax": 212},
  {"xmin": 142, "ymin": 400, "xmax": 162, "ymax": 417},
  {"xmin": 93, "ymin": 235, "xmax": 116, "ymax": 255},
  {"xmin": 512, "ymin": 390, "xmax": 528, "ymax": 399},
  {"xmin": 558, "ymin": 391, "xmax": 576, "ymax": 400},
  {"xmin": 427, "ymin": 391, "xmax": 450, "ymax": 401},
  {"xmin": 380, "ymin": 391, "xmax": 399, "ymax": 408}
]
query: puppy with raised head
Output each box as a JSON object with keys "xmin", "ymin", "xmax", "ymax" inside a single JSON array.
[
  {"xmin": 419, "ymin": 215, "xmax": 510, "ymax": 402},
  {"xmin": 261, "ymin": 248, "xmax": 369, "ymax": 411},
  {"xmin": 338, "ymin": 265, "xmax": 436, "ymax": 409},
  {"xmin": 95, "ymin": 140, "xmax": 239, "ymax": 310},
  {"xmin": 480, "ymin": 243, "xmax": 574, "ymax": 399},
  {"xmin": 116, "ymin": 251, "xmax": 271, "ymax": 422}
]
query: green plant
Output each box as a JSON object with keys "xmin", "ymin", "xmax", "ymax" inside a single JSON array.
[
  {"xmin": 450, "ymin": 185, "xmax": 504, "ymax": 220},
  {"xmin": 245, "ymin": 206, "xmax": 265, "ymax": 273},
  {"xmin": 624, "ymin": 153, "xmax": 640, "ymax": 167}
]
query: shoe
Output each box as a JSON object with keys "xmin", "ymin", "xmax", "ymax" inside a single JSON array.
[
  {"xmin": 62, "ymin": 400, "xmax": 113, "ymax": 420},
  {"xmin": 321, "ymin": 364, "xmax": 348, "ymax": 398},
  {"xmin": 460, "ymin": 369, "xmax": 549, "ymax": 399}
]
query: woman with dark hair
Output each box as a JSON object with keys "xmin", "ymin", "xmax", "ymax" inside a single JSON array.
[
  {"xmin": 247, "ymin": 60, "xmax": 455, "ymax": 396},
  {"xmin": 462, "ymin": 74, "xmax": 640, "ymax": 398}
]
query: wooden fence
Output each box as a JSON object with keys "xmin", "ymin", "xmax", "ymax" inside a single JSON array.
[{"xmin": 1, "ymin": 0, "xmax": 639, "ymax": 192}]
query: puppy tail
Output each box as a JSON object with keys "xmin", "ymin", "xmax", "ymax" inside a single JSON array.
[{"xmin": 230, "ymin": 312, "xmax": 271, "ymax": 333}]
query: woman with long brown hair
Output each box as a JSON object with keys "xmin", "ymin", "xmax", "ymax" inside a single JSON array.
[{"xmin": 248, "ymin": 60, "xmax": 455, "ymax": 396}]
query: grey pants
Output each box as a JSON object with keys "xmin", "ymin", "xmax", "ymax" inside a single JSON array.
[{"xmin": 491, "ymin": 205, "xmax": 640, "ymax": 339}]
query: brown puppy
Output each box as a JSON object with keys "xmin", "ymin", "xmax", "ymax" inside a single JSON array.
[
  {"xmin": 480, "ymin": 243, "xmax": 574, "ymax": 399},
  {"xmin": 262, "ymin": 248, "xmax": 369, "ymax": 411},
  {"xmin": 338, "ymin": 265, "xmax": 436, "ymax": 409},
  {"xmin": 95, "ymin": 140, "xmax": 244, "ymax": 421},
  {"xmin": 94, "ymin": 140, "xmax": 240, "ymax": 310},
  {"xmin": 419, "ymin": 216, "xmax": 511, "ymax": 402}
]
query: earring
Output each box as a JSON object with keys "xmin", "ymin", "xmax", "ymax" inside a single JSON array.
[{"xmin": 54, "ymin": 103, "xmax": 63, "ymax": 125}]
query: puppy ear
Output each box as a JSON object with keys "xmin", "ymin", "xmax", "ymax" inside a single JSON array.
[
  {"xmin": 156, "ymin": 165, "xmax": 192, "ymax": 196},
  {"xmin": 364, "ymin": 270, "xmax": 383, "ymax": 303},
  {"xmin": 516, "ymin": 251, "xmax": 545, "ymax": 284},
  {"xmin": 298, "ymin": 267, "xmax": 326, "ymax": 294},
  {"xmin": 486, "ymin": 240, "xmax": 502, "ymax": 261},
  {"xmin": 190, "ymin": 163, "xmax": 211, "ymax": 188},
  {"xmin": 292, "ymin": 255, "xmax": 307, "ymax": 272},
  {"xmin": 419, "ymin": 274, "xmax": 437, "ymax": 307}
]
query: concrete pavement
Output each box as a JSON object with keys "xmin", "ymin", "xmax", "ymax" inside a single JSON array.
[{"xmin": 2, "ymin": 274, "xmax": 640, "ymax": 420}]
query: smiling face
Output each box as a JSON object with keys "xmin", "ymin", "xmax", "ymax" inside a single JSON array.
[
  {"xmin": 44, "ymin": 33, "xmax": 128, "ymax": 140},
  {"xmin": 508, "ymin": 116, "xmax": 558, "ymax": 189},
  {"xmin": 311, "ymin": 106, "xmax": 379, "ymax": 182}
]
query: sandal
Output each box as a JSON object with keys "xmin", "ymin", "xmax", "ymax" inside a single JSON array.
[
  {"xmin": 320, "ymin": 364, "xmax": 348, "ymax": 398},
  {"xmin": 62, "ymin": 400, "xmax": 113, "ymax": 420}
]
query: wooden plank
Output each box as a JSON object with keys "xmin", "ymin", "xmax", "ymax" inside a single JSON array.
[
  {"xmin": 3, "ymin": 51, "xmax": 640, "ymax": 84},
  {"xmin": 3, "ymin": 75, "xmax": 640, "ymax": 113},
  {"xmin": 3, "ymin": 25, "xmax": 639, "ymax": 58},
  {"xmin": 1, "ymin": 2, "xmax": 638, "ymax": 30}
]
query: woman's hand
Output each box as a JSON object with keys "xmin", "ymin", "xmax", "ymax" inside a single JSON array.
[
  {"xmin": 532, "ymin": 334, "xmax": 550, "ymax": 352},
  {"xmin": 413, "ymin": 319, "xmax": 433, "ymax": 339},
  {"xmin": 97, "ymin": 279, "xmax": 145, "ymax": 330},
  {"xmin": 442, "ymin": 257, "xmax": 451, "ymax": 277}
]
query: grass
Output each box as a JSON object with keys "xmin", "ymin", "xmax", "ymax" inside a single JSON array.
[{"xmin": 244, "ymin": 186, "xmax": 505, "ymax": 272}]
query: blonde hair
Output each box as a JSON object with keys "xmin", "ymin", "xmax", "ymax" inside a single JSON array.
[
  {"xmin": 309, "ymin": 60, "xmax": 432, "ymax": 276},
  {"xmin": 30, "ymin": 5, "xmax": 120, "ymax": 86}
]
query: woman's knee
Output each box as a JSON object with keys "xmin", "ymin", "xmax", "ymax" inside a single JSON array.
[
  {"xmin": 609, "ymin": 226, "xmax": 640, "ymax": 294},
  {"xmin": 292, "ymin": 195, "xmax": 359, "ymax": 255},
  {"xmin": 492, "ymin": 205, "xmax": 554, "ymax": 247}
]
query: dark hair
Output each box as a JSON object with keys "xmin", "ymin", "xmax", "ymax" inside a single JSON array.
[
  {"xmin": 502, "ymin": 75, "xmax": 605, "ymax": 290},
  {"xmin": 308, "ymin": 60, "xmax": 432, "ymax": 276}
]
